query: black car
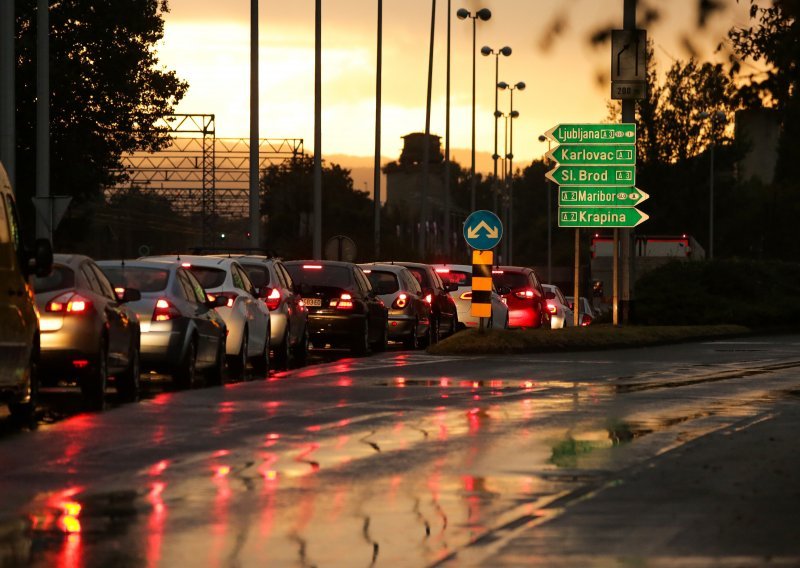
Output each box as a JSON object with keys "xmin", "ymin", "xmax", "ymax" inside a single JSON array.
[
  {"xmin": 284, "ymin": 261, "xmax": 388, "ymax": 355},
  {"xmin": 386, "ymin": 262, "xmax": 459, "ymax": 341}
]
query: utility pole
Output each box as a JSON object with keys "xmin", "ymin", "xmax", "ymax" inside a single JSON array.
[
  {"xmin": 249, "ymin": 0, "xmax": 260, "ymax": 249},
  {"xmin": 373, "ymin": 0, "xmax": 382, "ymax": 260},
  {"xmin": 0, "ymin": 0, "xmax": 14, "ymax": 188},
  {"xmin": 313, "ymin": 0, "xmax": 322, "ymax": 259},
  {"xmin": 620, "ymin": 0, "xmax": 636, "ymax": 324},
  {"xmin": 36, "ymin": 0, "xmax": 50, "ymax": 241}
]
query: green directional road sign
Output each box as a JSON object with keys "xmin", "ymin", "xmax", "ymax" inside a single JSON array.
[
  {"xmin": 546, "ymin": 123, "xmax": 635, "ymax": 145},
  {"xmin": 548, "ymin": 144, "xmax": 636, "ymax": 166},
  {"xmin": 558, "ymin": 206, "xmax": 649, "ymax": 228},
  {"xmin": 558, "ymin": 187, "xmax": 649, "ymax": 207},
  {"xmin": 546, "ymin": 164, "xmax": 636, "ymax": 186}
]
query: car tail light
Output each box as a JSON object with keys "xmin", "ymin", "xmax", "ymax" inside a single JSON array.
[
  {"xmin": 435, "ymin": 268, "xmax": 449, "ymax": 274},
  {"xmin": 424, "ymin": 293, "xmax": 433, "ymax": 304},
  {"xmin": 459, "ymin": 291, "xmax": 472, "ymax": 300},
  {"xmin": 303, "ymin": 264, "xmax": 322, "ymax": 270},
  {"xmin": 581, "ymin": 314, "xmax": 593, "ymax": 326},
  {"xmin": 514, "ymin": 288, "xmax": 535, "ymax": 300},
  {"xmin": 330, "ymin": 292, "xmax": 355, "ymax": 310},
  {"xmin": 393, "ymin": 293, "xmax": 408, "ymax": 309},
  {"xmin": 546, "ymin": 302, "xmax": 557, "ymax": 315},
  {"xmin": 153, "ymin": 298, "xmax": 181, "ymax": 322},
  {"xmin": 491, "ymin": 270, "xmax": 504, "ymax": 274},
  {"xmin": 209, "ymin": 292, "xmax": 237, "ymax": 308},
  {"xmin": 265, "ymin": 288, "xmax": 281, "ymax": 311},
  {"xmin": 46, "ymin": 292, "xmax": 92, "ymax": 314}
]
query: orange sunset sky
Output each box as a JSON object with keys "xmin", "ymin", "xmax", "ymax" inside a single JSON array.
[{"xmin": 156, "ymin": 0, "xmax": 754, "ymax": 177}]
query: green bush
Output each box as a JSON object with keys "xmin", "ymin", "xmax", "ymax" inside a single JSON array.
[{"xmin": 633, "ymin": 259, "xmax": 800, "ymax": 326}]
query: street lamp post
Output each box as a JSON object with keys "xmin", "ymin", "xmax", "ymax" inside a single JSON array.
[
  {"xmin": 481, "ymin": 45, "xmax": 511, "ymax": 215},
  {"xmin": 538, "ymin": 134, "xmax": 552, "ymax": 283},
  {"xmin": 498, "ymin": 81, "xmax": 524, "ymax": 264},
  {"xmin": 699, "ymin": 110, "xmax": 726, "ymax": 260},
  {"xmin": 457, "ymin": 7, "xmax": 491, "ymax": 213}
]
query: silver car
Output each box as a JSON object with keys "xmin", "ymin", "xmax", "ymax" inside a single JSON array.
[
  {"xmin": 146, "ymin": 255, "xmax": 270, "ymax": 379},
  {"xmin": 431, "ymin": 264, "xmax": 509, "ymax": 330},
  {"xmin": 98, "ymin": 260, "xmax": 228, "ymax": 387},
  {"xmin": 544, "ymin": 284, "xmax": 575, "ymax": 329}
]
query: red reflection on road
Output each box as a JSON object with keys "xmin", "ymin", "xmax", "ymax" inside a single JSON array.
[
  {"xmin": 147, "ymin": 482, "xmax": 167, "ymax": 568},
  {"xmin": 148, "ymin": 459, "xmax": 169, "ymax": 476},
  {"xmin": 337, "ymin": 377, "xmax": 353, "ymax": 387},
  {"xmin": 295, "ymin": 443, "xmax": 321, "ymax": 472}
]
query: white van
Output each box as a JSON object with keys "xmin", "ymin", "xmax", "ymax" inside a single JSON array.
[{"xmin": 0, "ymin": 162, "xmax": 52, "ymax": 421}]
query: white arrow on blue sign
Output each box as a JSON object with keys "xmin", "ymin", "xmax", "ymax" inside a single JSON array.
[{"xmin": 463, "ymin": 210, "xmax": 503, "ymax": 251}]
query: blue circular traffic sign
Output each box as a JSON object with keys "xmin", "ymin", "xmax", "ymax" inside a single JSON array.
[{"xmin": 463, "ymin": 210, "xmax": 503, "ymax": 251}]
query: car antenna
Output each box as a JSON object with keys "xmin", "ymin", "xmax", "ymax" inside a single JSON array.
[{"xmin": 176, "ymin": 253, "xmax": 181, "ymax": 262}]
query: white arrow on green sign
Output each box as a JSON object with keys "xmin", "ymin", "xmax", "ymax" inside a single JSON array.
[
  {"xmin": 559, "ymin": 186, "xmax": 649, "ymax": 207},
  {"xmin": 546, "ymin": 123, "xmax": 635, "ymax": 145},
  {"xmin": 558, "ymin": 206, "xmax": 649, "ymax": 228},
  {"xmin": 546, "ymin": 164, "xmax": 636, "ymax": 186},
  {"xmin": 547, "ymin": 144, "xmax": 636, "ymax": 166}
]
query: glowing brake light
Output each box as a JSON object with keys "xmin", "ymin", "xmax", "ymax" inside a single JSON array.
[
  {"xmin": 424, "ymin": 293, "xmax": 433, "ymax": 304},
  {"xmin": 265, "ymin": 288, "xmax": 281, "ymax": 311},
  {"xmin": 303, "ymin": 264, "xmax": 322, "ymax": 270},
  {"xmin": 514, "ymin": 289, "xmax": 535, "ymax": 300},
  {"xmin": 46, "ymin": 292, "xmax": 92, "ymax": 314},
  {"xmin": 393, "ymin": 293, "xmax": 408, "ymax": 309},
  {"xmin": 181, "ymin": 262, "xmax": 191, "ymax": 268},
  {"xmin": 209, "ymin": 292, "xmax": 237, "ymax": 308},
  {"xmin": 546, "ymin": 302, "xmax": 558, "ymax": 315},
  {"xmin": 492, "ymin": 270, "xmax": 504, "ymax": 274},
  {"xmin": 153, "ymin": 298, "xmax": 181, "ymax": 321},
  {"xmin": 435, "ymin": 268, "xmax": 450, "ymax": 274},
  {"xmin": 459, "ymin": 291, "xmax": 472, "ymax": 300},
  {"xmin": 330, "ymin": 292, "xmax": 355, "ymax": 310}
]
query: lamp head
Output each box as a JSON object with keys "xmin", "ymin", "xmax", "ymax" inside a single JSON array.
[
  {"xmin": 497, "ymin": 81, "xmax": 509, "ymax": 90},
  {"xmin": 456, "ymin": 8, "xmax": 470, "ymax": 19},
  {"xmin": 538, "ymin": 135, "xmax": 547, "ymax": 142},
  {"xmin": 510, "ymin": 110, "xmax": 520, "ymax": 118},
  {"xmin": 481, "ymin": 46, "xmax": 492, "ymax": 56},
  {"xmin": 515, "ymin": 81, "xmax": 526, "ymax": 91},
  {"xmin": 500, "ymin": 46, "xmax": 512, "ymax": 57},
  {"xmin": 476, "ymin": 8, "xmax": 492, "ymax": 21}
]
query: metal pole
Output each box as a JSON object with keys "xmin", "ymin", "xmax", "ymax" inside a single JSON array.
[
  {"xmin": 508, "ymin": 92, "xmax": 515, "ymax": 265},
  {"xmin": 313, "ymin": 0, "xmax": 322, "ymax": 259},
  {"xmin": 500, "ymin": 114, "xmax": 508, "ymax": 262},
  {"xmin": 613, "ymin": 228, "xmax": 619, "ymax": 325},
  {"xmin": 492, "ymin": 53, "xmax": 499, "ymax": 214},
  {"xmin": 547, "ymin": 139, "xmax": 552, "ymax": 283},
  {"xmin": 470, "ymin": 17, "xmax": 476, "ymax": 212},
  {"xmin": 709, "ymin": 143, "xmax": 714, "ymax": 260},
  {"xmin": 443, "ymin": 0, "xmax": 452, "ymax": 255},
  {"xmin": 36, "ymin": 0, "xmax": 49, "ymax": 241},
  {"xmin": 620, "ymin": 0, "xmax": 636, "ymax": 324},
  {"xmin": 574, "ymin": 229, "xmax": 580, "ymax": 327},
  {"xmin": 420, "ymin": 0, "xmax": 435, "ymax": 259},
  {"xmin": 0, "ymin": 0, "xmax": 14, "ymax": 188},
  {"xmin": 249, "ymin": 0, "xmax": 260, "ymax": 249},
  {"xmin": 373, "ymin": 0, "xmax": 382, "ymax": 260}
]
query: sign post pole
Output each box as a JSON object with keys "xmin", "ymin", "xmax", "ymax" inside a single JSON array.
[{"xmin": 574, "ymin": 229, "xmax": 580, "ymax": 327}]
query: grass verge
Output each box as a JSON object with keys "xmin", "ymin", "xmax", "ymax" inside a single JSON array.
[{"xmin": 426, "ymin": 324, "xmax": 751, "ymax": 356}]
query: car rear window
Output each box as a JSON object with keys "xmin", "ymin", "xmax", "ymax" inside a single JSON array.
[
  {"xmin": 406, "ymin": 267, "xmax": 431, "ymax": 288},
  {"xmin": 101, "ymin": 267, "xmax": 170, "ymax": 292},
  {"xmin": 241, "ymin": 264, "xmax": 270, "ymax": 289},
  {"xmin": 438, "ymin": 270, "xmax": 471, "ymax": 287},
  {"xmin": 187, "ymin": 266, "xmax": 227, "ymax": 289},
  {"xmin": 33, "ymin": 265, "xmax": 75, "ymax": 293},
  {"xmin": 493, "ymin": 271, "xmax": 528, "ymax": 289},
  {"xmin": 285, "ymin": 264, "xmax": 352, "ymax": 289},
  {"xmin": 366, "ymin": 270, "xmax": 399, "ymax": 295}
]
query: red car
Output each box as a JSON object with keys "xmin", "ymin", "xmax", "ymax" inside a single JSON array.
[{"xmin": 492, "ymin": 266, "xmax": 550, "ymax": 329}]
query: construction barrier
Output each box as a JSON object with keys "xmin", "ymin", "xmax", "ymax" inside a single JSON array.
[{"xmin": 471, "ymin": 250, "xmax": 493, "ymax": 318}]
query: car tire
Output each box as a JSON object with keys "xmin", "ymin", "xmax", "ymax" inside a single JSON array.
[
  {"xmin": 174, "ymin": 338, "xmax": 198, "ymax": 390},
  {"xmin": 207, "ymin": 336, "xmax": 226, "ymax": 386},
  {"xmin": 351, "ymin": 321, "xmax": 370, "ymax": 356},
  {"xmin": 251, "ymin": 335, "xmax": 270, "ymax": 379},
  {"xmin": 273, "ymin": 330, "xmax": 291, "ymax": 371},
  {"xmin": 403, "ymin": 321, "xmax": 419, "ymax": 350},
  {"xmin": 228, "ymin": 329, "xmax": 248, "ymax": 379},
  {"xmin": 292, "ymin": 326, "xmax": 310, "ymax": 366},
  {"xmin": 81, "ymin": 338, "xmax": 108, "ymax": 411},
  {"xmin": 8, "ymin": 341, "xmax": 40, "ymax": 427},
  {"xmin": 117, "ymin": 340, "xmax": 141, "ymax": 403}
]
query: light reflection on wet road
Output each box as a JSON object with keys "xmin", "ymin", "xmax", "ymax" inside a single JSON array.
[{"xmin": 1, "ymin": 337, "xmax": 800, "ymax": 566}]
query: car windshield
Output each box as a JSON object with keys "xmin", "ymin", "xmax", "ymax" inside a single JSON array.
[
  {"xmin": 33, "ymin": 264, "xmax": 74, "ymax": 293},
  {"xmin": 406, "ymin": 267, "xmax": 431, "ymax": 288},
  {"xmin": 367, "ymin": 270, "xmax": 399, "ymax": 295},
  {"xmin": 241, "ymin": 264, "xmax": 270, "ymax": 289},
  {"xmin": 438, "ymin": 269, "xmax": 470, "ymax": 287},
  {"xmin": 187, "ymin": 266, "xmax": 227, "ymax": 289},
  {"xmin": 285, "ymin": 264, "xmax": 352, "ymax": 290},
  {"xmin": 101, "ymin": 266, "xmax": 170, "ymax": 292},
  {"xmin": 493, "ymin": 271, "xmax": 528, "ymax": 289}
]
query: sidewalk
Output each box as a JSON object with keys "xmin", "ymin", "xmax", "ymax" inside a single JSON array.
[{"xmin": 461, "ymin": 397, "xmax": 800, "ymax": 566}]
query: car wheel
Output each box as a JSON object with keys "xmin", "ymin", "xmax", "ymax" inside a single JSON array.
[
  {"xmin": 117, "ymin": 340, "xmax": 141, "ymax": 403},
  {"xmin": 174, "ymin": 338, "xmax": 198, "ymax": 390},
  {"xmin": 8, "ymin": 342, "xmax": 40, "ymax": 427},
  {"xmin": 228, "ymin": 329, "xmax": 248, "ymax": 379},
  {"xmin": 207, "ymin": 336, "xmax": 226, "ymax": 386},
  {"xmin": 81, "ymin": 338, "xmax": 108, "ymax": 411},
  {"xmin": 273, "ymin": 330, "xmax": 291, "ymax": 371},
  {"xmin": 403, "ymin": 321, "xmax": 419, "ymax": 350},
  {"xmin": 292, "ymin": 326, "xmax": 310, "ymax": 367},
  {"xmin": 351, "ymin": 321, "xmax": 370, "ymax": 355},
  {"xmin": 371, "ymin": 322, "xmax": 388, "ymax": 352},
  {"xmin": 251, "ymin": 335, "xmax": 270, "ymax": 379}
]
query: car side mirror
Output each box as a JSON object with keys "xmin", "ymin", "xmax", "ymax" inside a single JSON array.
[
  {"xmin": 445, "ymin": 283, "xmax": 458, "ymax": 293},
  {"xmin": 120, "ymin": 288, "xmax": 141, "ymax": 303},
  {"xmin": 26, "ymin": 238, "xmax": 53, "ymax": 277},
  {"xmin": 497, "ymin": 286, "xmax": 511, "ymax": 295}
]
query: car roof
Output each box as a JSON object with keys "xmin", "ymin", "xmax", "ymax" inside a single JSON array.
[
  {"xmin": 96, "ymin": 259, "xmax": 179, "ymax": 271},
  {"xmin": 144, "ymin": 254, "xmax": 237, "ymax": 268},
  {"xmin": 284, "ymin": 260, "xmax": 355, "ymax": 268},
  {"xmin": 389, "ymin": 261, "xmax": 432, "ymax": 270},
  {"xmin": 53, "ymin": 253, "xmax": 93, "ymax": 267},
  {"xmin": 215, "ymin": 254, "xmax": 275, "ymax": 263},
  {"xmin": 359, "ymin": 263, "xmax": 407, "ymax": 274},
  {"xmin": 431, "ymin": 264, "xmax": 471, "ymax": 272},
  {"xmin": 496, "ymin": 265, "xmax": 531, "ymax": 273}
]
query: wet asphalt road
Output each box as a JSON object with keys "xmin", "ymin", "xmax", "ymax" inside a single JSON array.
[{"xmin": 1, "ymin": 335, "xmax": 800, "ymax": 566}]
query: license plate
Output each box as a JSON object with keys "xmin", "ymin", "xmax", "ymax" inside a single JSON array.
[{"xmin": 303, "ymin": 298, "xmax": 322, "ymax": 307}]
